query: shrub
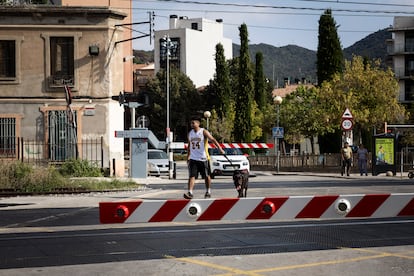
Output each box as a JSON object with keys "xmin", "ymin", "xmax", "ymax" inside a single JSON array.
[
  {"xmin": 58, "ymin": 159, "xmax": 103, "ymax": 177},
  {"xmin": 0, "ymin": 161, "xmax": 67, "ymax": 192}
]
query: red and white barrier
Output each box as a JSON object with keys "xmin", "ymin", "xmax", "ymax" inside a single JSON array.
[
  {"xmin": 183, "ymin": 143, "xmax": 274, "ymax": 149},
  {"xmin": 214, "ymin": 143, "xmax": 274, "ymax": 149},
  {"xmin": 99, "ymin": 193, "xmax": 414, "ymax": 224}
]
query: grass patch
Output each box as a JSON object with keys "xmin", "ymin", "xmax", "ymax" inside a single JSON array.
[
  {"xmin": 0, "ymin": 160, "xmax": 141, "ymax": 194},
  {"xmin": 67, "ymin": 178, "xmax": 142, "ymax": 191}
]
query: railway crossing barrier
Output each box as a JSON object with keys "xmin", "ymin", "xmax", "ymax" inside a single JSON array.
[{"xmin": 100, "ymin": 193, "xmax": 414, "ymax": 224}]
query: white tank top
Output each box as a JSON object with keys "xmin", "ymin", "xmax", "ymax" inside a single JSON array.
[{"xmin": 188, "ymin": 128, "xmax": 209, "ymax": 161}]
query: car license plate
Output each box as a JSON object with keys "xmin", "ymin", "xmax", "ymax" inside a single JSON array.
[{"xmin": 224, "ymin": 165, "xmax": 239, "ymax": 170}]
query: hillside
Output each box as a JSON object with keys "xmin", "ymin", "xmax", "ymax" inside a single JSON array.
[
  {"xmin": 134, "ymin": 28, "xmax": 391, "ymax": 84},
  {"xmin": 343, "ymin": 28, "xmax": 391, "ymax": 67},
  {"xmin": 233, "ymin": 43, "xmax": 317, "ymax": 85}
]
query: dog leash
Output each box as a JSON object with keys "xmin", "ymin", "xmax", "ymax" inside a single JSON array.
[{"xmin": 223, "ymin": 154, "xmax": 235, "ymax": 168}]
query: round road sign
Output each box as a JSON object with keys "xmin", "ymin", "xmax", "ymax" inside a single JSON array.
[{"xmin": 341, "ymin": 119, "xmax": 353, "ymax": 130}]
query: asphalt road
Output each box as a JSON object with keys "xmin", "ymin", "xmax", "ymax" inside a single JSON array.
[{"xmin": 1, "ymin": 170, "xmax": 414, "ymax": 275}]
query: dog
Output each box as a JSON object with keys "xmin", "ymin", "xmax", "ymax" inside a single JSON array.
[{"xmin": 233, "ymin": 170, "xmax": 249, "ymax": 197}]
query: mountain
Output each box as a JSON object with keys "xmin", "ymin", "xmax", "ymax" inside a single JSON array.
[
  {"xmin": 343, "ymin": 28, "xmax": 391, "ymax": 65},
  {"xmin": 233, "ymin": 28, "xmax": 391, "ymax": 85},
  {"xmin": 134, "ymin": 28, "xmax": 391, "ymax": 85},
  {"xmin": 233, "ymin": 43, "xmax": 317, "ymax": 85}
]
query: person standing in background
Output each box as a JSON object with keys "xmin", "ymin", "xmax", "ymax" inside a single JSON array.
[
  {"xmin": 341, "ymin": 142, "xmax": 353, "ymax": 176},
  {"xmin": 357, "ymin": 144, "xmax": 368, "ymax": 176}
]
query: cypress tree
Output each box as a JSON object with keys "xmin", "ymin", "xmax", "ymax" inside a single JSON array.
[
  {"xmin": 214, "ymin": 43, "xmax": 232, "ymax": 118},
  {"xmin": 317, "ymin": 9, "xmax": 343, "ymax": 86},
  {"xmin": 233, "ymin": 24, "xmax": 254, "ymax": 142},
  {"xmin": 254, "ymin": 52, "xmax": 266, "ymax": 110}
]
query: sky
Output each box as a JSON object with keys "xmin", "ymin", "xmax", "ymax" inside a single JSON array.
[{"xmin": 131, "ymin": 0, "xmax": 414, "ymax": 51}]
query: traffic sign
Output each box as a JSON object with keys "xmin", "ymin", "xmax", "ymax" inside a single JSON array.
[
  {"xmin": 272, "ymin": 127, "xmax": 284, "ymax": 138},
  {"xmin": 341, "ymin": 119, "xmax": 353, "ymax": 131},
  {"xmin": 115, "ymin": 129, "xmax": 149, "ymax": 138},
  {"xmin": 342, "ymin": 108, "xmax": 353, "ymax": 119}
]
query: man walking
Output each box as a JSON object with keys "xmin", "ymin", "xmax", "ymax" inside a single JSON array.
[
  {"xmin": 341, "ymin": 142, "xmax": 353, "ymax": 176},
  {"xmin": 184, "ymin": 117, "xmax": 224, "ymax": 199},
  {"xmin": 357, "ymin": 143, "xmax": 369, "ymax": 176}
]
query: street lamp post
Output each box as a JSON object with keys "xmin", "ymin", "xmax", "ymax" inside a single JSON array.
[
  {"xmin": 161, "ymin": 34, "xmax": 174, "ymax": 179},
  {"xmin": 204, "ymin": 111, "xmax": 211, "ymax": 130},
  {"xmin": 273, "ymin": 95, "xmax": 283, "ymax": 173}
]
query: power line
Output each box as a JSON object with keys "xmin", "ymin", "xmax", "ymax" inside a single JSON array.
[
  {"xmin": 132, "ymin": 6, "xmax": 396, "ymax": 18},
  {"xmin": 145, "ymin": 0, "xmax": 414, "ymax": 14},
  {"xmin": 127, "ymin": 1, "xmax": 402, "ymax": 44},
  {"xmin": 292, "ymin": 0, "xmax": 414, "ymax": 8}
]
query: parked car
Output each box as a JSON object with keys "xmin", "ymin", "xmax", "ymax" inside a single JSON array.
[
  {"xmin": 208, "ymin": 148, "xmax": 250, "ymax": 178},
  {"xmin": 147, "ymin": 149, "xmax": 169, "ymax": 176}
]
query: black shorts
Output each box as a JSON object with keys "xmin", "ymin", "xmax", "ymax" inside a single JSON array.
[{"xmin": 188, "ymin": 159, "xmax": 210, "ymax": 178}]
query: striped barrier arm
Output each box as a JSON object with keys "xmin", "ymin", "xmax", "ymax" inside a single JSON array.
[{"xmin": 99, "ymin": 193, "xmax": 414, "ymax": 224}]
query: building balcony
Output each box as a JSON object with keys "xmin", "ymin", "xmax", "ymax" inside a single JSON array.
[
  {"xmin": 393, "ymin": 68, "xmax": 414, "ymax": 79},
  {"xmin": 388, "ymin": 43, "xmax": 414, "ymax": 55}
]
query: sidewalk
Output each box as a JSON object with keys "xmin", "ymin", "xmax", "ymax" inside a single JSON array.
[{"xmin": 136, "ymin": 169, "xmax": 409, "ymax": 185}]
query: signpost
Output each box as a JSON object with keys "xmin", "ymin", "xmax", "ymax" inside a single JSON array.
[{"xmin": 341, "ymin": 108, "xmax": 354, "ymax": 146}]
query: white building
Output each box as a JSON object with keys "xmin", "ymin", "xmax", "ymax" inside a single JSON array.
[
  {"xmin": 154, "ymin": 15, "xmax": 233, "ymax": 88},
  {"xmin": 388, "ymin": 16, "xmax": 414, "ymax": 102}
]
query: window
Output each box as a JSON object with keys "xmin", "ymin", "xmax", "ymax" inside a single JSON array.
[
  {"xmin": 405, "ymin": 32, "xmax": 414, "ymax": 52},
  {"xmin": 405, "ymin": 55, "xmax": 414, "ymax": 76},
  {"xmin": 50, "ymin": 37, "xmax": 74, "ymax": 86},
  {"xmin": 0, "ymin": 40, "xmax": 16, "ymax": 79},
  {"xmin": 42, "ymin": 32, "xmax": 81, "ymax": 90},
  {"xmin": 0, "ymin": 115, "xmax": 22, "ymax": 158},
  {"xmin": 405, "ymin": 80, "xmax": 414, "ymax": 101}
]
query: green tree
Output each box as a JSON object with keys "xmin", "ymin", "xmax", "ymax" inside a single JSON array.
[
  {"xmin": 144, "ymin": 68, "xmax": 202, "ymax": 141},
  {"xmin": 254, "ymin": 52, "xmax": 266, "ymax": 110},
  {"xmin": 317, "ymin": 9, "xmax": 343, "ymax": 86},
  {"xmin": 280, "ymin": 86, "xmax": 328, "ymax": 153},
  {"xmin": 209, "ymin": 43, "xmax": 233, "ymax": 119},
  {"xmin": 207, "ymin": 108, "xmax": 235, "ymax": 142},
  {"xmin": 234, "ymin": 24, "xmax": 254, "ymax": 142},
  {"xmin": 318, "ymin": 56, "xmax": 407, "ymax": 139}
]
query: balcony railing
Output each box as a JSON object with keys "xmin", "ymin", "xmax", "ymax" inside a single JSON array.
[
  {"xmin": 48, "ymin": 75, "xmax": 74, "ymax": 87},
  {"xmin": 388, "ymin": 43, "xmax": 414, "ymax": 54}
]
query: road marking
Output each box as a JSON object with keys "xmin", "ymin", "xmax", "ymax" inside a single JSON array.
[
  {"xmin": 165, "ymin": 255, "xmax": 262, "ymax": 276},
  {"xmin": 213, "ymin": 248, "xmax": 390, "ymax": 275},
  {"xmin": 348, "ymin": 247, "xmax": 414, "ymax": 260},
  {"xmin": 246, "ymin": 253, "xmax": 390, "ymax": 275},
  {"xmin": 165, "ymin": 246, "xmax": 414, "ymax": 276}
]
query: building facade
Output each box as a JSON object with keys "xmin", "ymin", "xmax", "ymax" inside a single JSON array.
[
  {"xmin": 0, "ymin": 5, "xmax": 131, "ymax": 175},
  {"xmin": 388, "ymin": 16, "xmax": 414, "ymax": 103},
  {"xmin": 154, "ymin": 15, "xmax": 233, "ymax": 88}
]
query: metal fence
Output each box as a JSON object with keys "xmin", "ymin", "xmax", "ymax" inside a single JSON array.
[
  {"xmin": 1, "ymin": 137, "xmax": 104, "ymax": 168},
  {"xmin": 249, "ymin": 152, "xmax": 414, "ymax": 173}
]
